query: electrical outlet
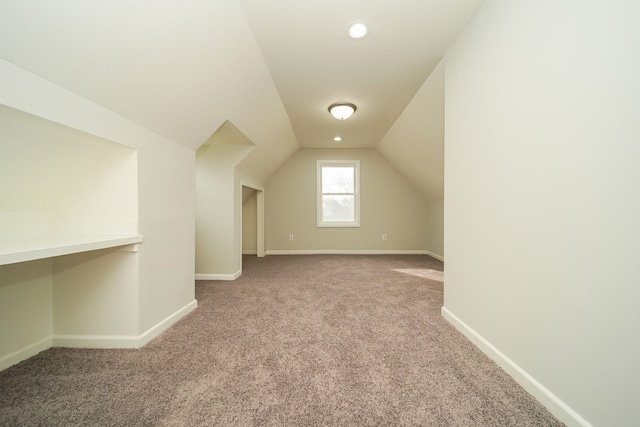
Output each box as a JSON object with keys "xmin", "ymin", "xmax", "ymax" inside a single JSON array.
[
  {"xmin": 382, "ymin": 234, "xmax": 387, "ymax": 241},
  {"xmin": 289, "ymin": 234, "xmax": 294, "ymax": 241}
]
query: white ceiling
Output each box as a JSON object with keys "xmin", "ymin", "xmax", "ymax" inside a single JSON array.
[
  {"xmin": 239, "ymin": 0, "xmax": 484, "ymax": 148},
  {"xmin": 0, "ymin": 0, "xmax": 483, "ymax": 196}
]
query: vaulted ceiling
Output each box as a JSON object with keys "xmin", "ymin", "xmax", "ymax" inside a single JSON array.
[
  {"xmin": 240, "ymin": 0, "xmax": 482, "ymax": 149},
  {"xmin": 0, "ymin": 0, "xmax": 484, "ymax": 199}
]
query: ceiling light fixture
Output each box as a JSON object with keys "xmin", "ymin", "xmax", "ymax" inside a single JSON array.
[
  {"xmin": 334, "ymin": 136, "xmax": 342, "ymax": 142},
  {"xmin": 349, "ymin": 22, "xmax": 368, "ymax": 39},
  {"xmin": 328, "ymin": 102, "xmax": 357, "ymax": 120}
]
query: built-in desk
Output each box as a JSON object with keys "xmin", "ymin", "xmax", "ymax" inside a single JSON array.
[
  {"xmin": 0, "ymin": 235, "xmax": 143, "ymax": 266},
  {"xmin": 0, "ymin": 103, "xmax": 144, "ymax": 370}
]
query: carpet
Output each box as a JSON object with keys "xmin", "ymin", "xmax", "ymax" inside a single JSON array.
[{"xmin": 0, "ymin": 254, "xmax": 563, "ymax": 426}]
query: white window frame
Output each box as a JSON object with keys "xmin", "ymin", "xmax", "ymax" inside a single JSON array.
[{"xmin": 316, "ymin": 160, "xmax": 360, "ymax": 228}]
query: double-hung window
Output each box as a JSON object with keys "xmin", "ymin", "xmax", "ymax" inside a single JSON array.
[{"xmin": 317, "ymin": 160, "xmax": 360, "ymax": 227}]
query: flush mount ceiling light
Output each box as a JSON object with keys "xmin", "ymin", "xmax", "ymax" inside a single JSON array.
[
  {"xmin": 333, "ymin": 136, "xmax": 342, "ymax": 142},
  {"xmin": 348, "ymin": 22, "xmax": 368, "ymax": 39},
  {"xmin": 328, "ymin": 102, "xmax": 357, "ymax": 120}
]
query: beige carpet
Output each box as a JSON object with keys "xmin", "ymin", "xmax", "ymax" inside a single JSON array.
[{"xmin": 0, "ymin": 254, "xmax": 563, "ymax": 426}]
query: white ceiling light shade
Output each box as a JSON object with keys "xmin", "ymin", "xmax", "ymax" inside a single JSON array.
[
  {"xmin": 348, "ymin": 22, "xmax": 368, "ymax": 39},
  {"xmin": 328, "ymin": 102, "xmax": 357, "ymax": 120},
  {"xmin": 333, "ymin": 136, "xmax": 342, "ymax": 142}
]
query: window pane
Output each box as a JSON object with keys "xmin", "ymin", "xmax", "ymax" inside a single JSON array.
[
  {"xmin": 322, "ymin": 195, "xmax": 354, "ymax": 222},
  {"xmin": 322, "ymin": 167, "xmax": 354, "ymax": 193}
]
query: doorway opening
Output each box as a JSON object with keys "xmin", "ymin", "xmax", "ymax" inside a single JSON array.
[{"xmin": 241, "ymin": 184, "xmax": 264, "ymax": 259}]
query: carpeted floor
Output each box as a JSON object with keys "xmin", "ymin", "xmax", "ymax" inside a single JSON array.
[{"xmin": 0, "ymin": 254, "xmax": 563, "ymax": 426}]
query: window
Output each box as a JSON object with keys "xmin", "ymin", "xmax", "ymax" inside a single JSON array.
[{"xmin": 317, "ymin": 160, "xmax": 360, "ymax": 227}]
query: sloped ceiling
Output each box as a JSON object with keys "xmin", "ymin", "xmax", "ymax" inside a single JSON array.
[
  {"xmin": 378, "ymin": 62, "xmax": 445, "ymax": 202},
  {"xmin": 0, "ymin": 0, "xmax": 483, "ymax": 192},
  {"xmin": 0, "ymin": 104, "xmax": 127, "ymax": 212},
  {"xmin": 0, "ymin": 0, "xmax": 298, "ymax": 182}
]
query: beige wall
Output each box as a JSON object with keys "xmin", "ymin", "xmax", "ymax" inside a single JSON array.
[
  {"xmin": 0, "ymin": 259, "xmax": 52, "ymax": 361},
  {"xmin": 266, "ymin": 148, "xmax": 429, "ymax": 253},
  {"xmin": 53, "ymin": 248, "xmax": 139, "ymax": 337},
  {"xmin": 443, "ymin": 2, "xmax": 640, "ymax": 426}
]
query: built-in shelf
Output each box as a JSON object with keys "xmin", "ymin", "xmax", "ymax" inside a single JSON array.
[{"xmin": 0, "ymin": 234, "xmax": 144, "ymax": 266}]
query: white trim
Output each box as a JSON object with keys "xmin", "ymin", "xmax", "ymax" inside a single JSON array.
[
  {"xmin": 425, "ymin": 251, "xmax": 444, "ymax": 262},
  {"xmin": 0, "ymin": 234, "xmax": 143, "ymax": 266},
  {"xmin": 53, "ymin": 300, "xmax": 198, "ymax": 349},
  {"xmin": 241, "ymin": 181, "xmax": 265, "ymax": 258},
  {"xmin": 265, "ymin": 249, "xmax": 429, "ymax": 256},
  {"xmin": 441, "ymin": 306, "xmax": 592, "ymax": 427},
  {"xmin": 242, "ymin": 250, "xmax": 257, "ymax": 255},
  {"xmin": 256, "ymin": 190, "xmax": 265, "ymax": 257},
  {"xmin": 0, "ymin": 337, "xmax": 52, "ymax": 372},
  {"xmin": 53, "ymin": 334, "xmax": 139, "ymax": 349},
  {"xmin": 138, "ymin": 299, "xmax": 198, "ymax": 347},
  {"xmin": 317, "ymin": 160, "xmax": 361, "ymax": 228},
  {"xmin": 195, "ymin": 270, "xmax": 242, "ymax": 281},
  {"xmin": 0, "ymin": 301, "xmax": 198, "ymax": 372}
]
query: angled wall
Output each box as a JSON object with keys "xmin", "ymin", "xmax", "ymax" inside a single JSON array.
[
  {"xmin": 377, "ymin": 61, "xmax": 444, "ymax": 202},
  {"xmin": 378, "ymin": 61, "xmax": 445, "ymax": 258}
]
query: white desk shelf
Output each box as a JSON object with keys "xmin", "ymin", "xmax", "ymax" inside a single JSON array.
[{"xmin": 0, "ymin": 234, "xmax": 143, "ymax": 266}]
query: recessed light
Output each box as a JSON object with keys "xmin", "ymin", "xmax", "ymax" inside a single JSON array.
[
  {"xmin": 349, "ymin": 22, "xmax": 368, "ymax": 39},
  {"xmin": 334, "ymin": 136, "xmax": 342, "ymax": 142}
]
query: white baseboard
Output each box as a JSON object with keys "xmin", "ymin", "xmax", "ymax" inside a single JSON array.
[
  {"xmin": 242, "ymin": 250, "xmax": 257, "ymax": 255},
  {"xmin": 425, "ymin": 251, "xmax": 444, "ymax": 262},
  {"xmin": 53, "ymin": 299, "xmax": 198, "ymax": 349},
  {"xmin": 441, "ymin": 306, "xmax": 591, "ymax": 427},
  {"xmin": 1, "ymin": 300, "xmax": 198, "ymax": 372},
  {"xmin": 53, "ymin": 334, "xmax": 140, "ymax": 349},
  {"xmin": 195, "ymin": 269, "xmax": 242, "ymax": 281},
  {"xmin": 0, "ymin": 337, "xmax": 52, "ymax": 372},
  {"xmin": 138, "ymin": 299, "xmax": 198, "ymax": 347},
  {"xmin": 265, "ymin": 249, "xmax": 429, "ymax": 255}
]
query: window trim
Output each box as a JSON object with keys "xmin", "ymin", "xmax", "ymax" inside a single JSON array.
[{"xmin": 316, "ymin": 160, "xmax": 360, "ymax": 228}]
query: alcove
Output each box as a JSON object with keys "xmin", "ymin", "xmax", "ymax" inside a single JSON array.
[
  {"xmin": 0, "ymin": 104, "xmax": 141, "ymax": 262},
  {"xmin": 0, "ymin": 104, "xmax": 142, "ymax": 369}
]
